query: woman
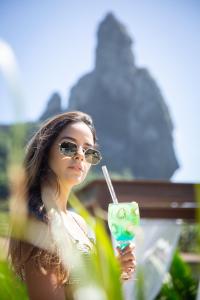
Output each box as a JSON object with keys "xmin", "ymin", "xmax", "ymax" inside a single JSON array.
[{"xmin": 9, "ymin": 111, "xmax": 136, "ymax": 299}]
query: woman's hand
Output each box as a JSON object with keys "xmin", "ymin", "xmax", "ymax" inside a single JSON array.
[{"xmin": 116, "ymin": 243, "xmax": 136, "ymax": 281}]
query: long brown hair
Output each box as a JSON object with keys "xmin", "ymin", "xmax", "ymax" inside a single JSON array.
[
  {"xmin": 9, "ymin": 111, "xmax": 97, "ymax": 283},
  {"xmin": 25, "ymin": 111, "xmax": 97, "ymax": 221}
]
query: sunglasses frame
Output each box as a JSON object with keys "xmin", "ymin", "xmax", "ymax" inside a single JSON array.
[{"xmin": 58, "ymin": 140, "xmax": 102, "ymax": 165}]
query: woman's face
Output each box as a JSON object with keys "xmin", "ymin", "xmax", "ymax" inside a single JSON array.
[{"xmin": 48, "ymin": 121, "xmax": 94, "ymax": 187}]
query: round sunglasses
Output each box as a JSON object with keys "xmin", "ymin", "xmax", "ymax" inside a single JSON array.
[{"xmin": 59, "ymin": 141, "xmax": 102, "ymax": 165}]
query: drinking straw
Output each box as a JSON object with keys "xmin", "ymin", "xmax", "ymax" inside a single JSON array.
[{"xmin": 102, "ymin": 165, "xmax": 118, "ymax": 204}]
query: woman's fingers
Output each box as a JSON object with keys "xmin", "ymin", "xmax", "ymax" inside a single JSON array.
[
  {"xmin": 117, "ymin": 243, "xmax": 135, "ymax": 255},
  {"xmin": 116, "ymin": 243, "xmax": 137, "ymax": 278},
  {"xmin": 120, "ymin": 267, "xmax": 135, "ymax": 281},
  {"xmin": 117, "ymin": 244, "xmax": 136, "ymax": 262},
  {"xmin": 121, "ymin": 259, "xmax": 136, "ymax": 270},
  {"xmin": 119, "ymin": 251, "xmax": 136, "ymax": 262}
]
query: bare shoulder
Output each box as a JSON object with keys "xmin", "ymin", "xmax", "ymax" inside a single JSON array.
[{"xmin": 70, "ymin": 211, "xmax": 88, "ymax": 232}]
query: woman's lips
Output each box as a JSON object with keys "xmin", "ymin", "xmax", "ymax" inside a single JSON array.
[{"xmin": 68, "ymin": 165, "xmax": 84, "ymax": 172}]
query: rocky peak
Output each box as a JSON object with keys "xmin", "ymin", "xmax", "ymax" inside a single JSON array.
[
  {"xmin": 95, "ymin": 12, "xmax": 135, "ymax": 75},
  {"xmin": 39, "ymin": 92, "xmax": 62, "ymax": 121},
  {"xmin": 63, "ymin": 13, "xmax": 179, "ymax": 179}
]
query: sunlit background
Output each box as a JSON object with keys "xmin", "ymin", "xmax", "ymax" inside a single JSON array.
[{"xmin": 0, "ymin": 0, "xmax": 200, "ymax": 182}]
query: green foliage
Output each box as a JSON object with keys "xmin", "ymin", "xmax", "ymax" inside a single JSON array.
[
  {"xmin": 0, "ymin": 122, "xmax": 38, "ymax": 200},
  {"xmin": 0, "ymin": 201, "xmax": 9, "ymax": 211},
  {"xmin": 135, "ymin": 265, "xmax": 145, "ymax": 300},
  {"xmin": 0, "ymin": 260, "xmax": 28, "ymax": 300},
  {"xmin": 9, "ymin": 123, "xmax": 27, "ymax": 165},
  {"xmin": 0, "ymin": 129, "xmax": 10, "ymax": 199},
  {"xmin": 176, "ymin": 184, "xmax": 200, "ymax": 255},
  {"xmin": 178, "ymin": 223, "xmax": 200, "ymax": 254},
  {"xmin": 156, "ymin": 251, "xmax": 198, "ymax": 300}
]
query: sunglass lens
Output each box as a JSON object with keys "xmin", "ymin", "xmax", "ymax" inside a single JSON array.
[
  {"xmin": 85, "ymin": 149, "xmax": 102, "ymax": 165},
  {"xmin": 60, "ymin": 142, "xmax": 77, "ymax": 157},
  {"xmin": 60, "ymin": 142, "xmax": 102, "ymax": 164}
]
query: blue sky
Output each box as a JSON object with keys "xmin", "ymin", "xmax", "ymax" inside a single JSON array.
[{"xmin": 0, "ymin": 0, "xmax": 200, "ymax": 182}]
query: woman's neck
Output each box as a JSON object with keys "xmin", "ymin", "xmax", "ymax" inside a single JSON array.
[{"xmin": 41, "ymin": 180, "xmax": 72, "ymax": 213}]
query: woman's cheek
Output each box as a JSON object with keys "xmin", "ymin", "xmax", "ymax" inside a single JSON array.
[{"xmin": 83, "ymin": 165, "xmax": 91, "ymax": 180}]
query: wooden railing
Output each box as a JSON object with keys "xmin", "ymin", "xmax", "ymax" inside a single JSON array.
[{"xmin": 76, "ymin": 179, "xmax": 199, "ymax": 221}]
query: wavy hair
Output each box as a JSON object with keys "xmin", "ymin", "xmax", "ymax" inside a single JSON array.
[{"xmin": 9, "ymin": 111, "xmax": 97, "ymax": 284}]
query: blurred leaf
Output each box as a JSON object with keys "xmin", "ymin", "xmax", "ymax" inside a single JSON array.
[
  {"xmin": 69, "ymin": 193, "xmax": 124, "ymax": 300},
  {"xmin": 135, "ymin": 265, "xmax": 145, "ymax": 300},
  {"xmin": 0, "ymin": 259, "xmax": 28, "ymax": 300}
]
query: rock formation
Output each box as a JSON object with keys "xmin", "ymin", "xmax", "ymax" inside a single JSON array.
[
  {"xmin": 40, "ymin": 92, "xmax": 62, "ymax": 121},
  {"xmin": 41, "ymin": 12, "xmax": 179, "ymax": 179}
]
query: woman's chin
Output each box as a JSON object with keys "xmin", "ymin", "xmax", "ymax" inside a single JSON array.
[{"xmin": 64, "ymin": 174, "xmax": 85, "ymax": 186}]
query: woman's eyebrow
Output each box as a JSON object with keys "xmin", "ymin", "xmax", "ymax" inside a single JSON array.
[{"xmin": 59, "ymin": 136, "xmax": 93, "ymax": 147}]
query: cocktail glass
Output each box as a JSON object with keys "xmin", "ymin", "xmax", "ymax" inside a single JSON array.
[
  {"xmin": 108, "ymin": 202, "xmax": 140, "ymax": 250},
  {"xmin": 108, "ymin": 202, "xmax": 140, "ymax": 280}
]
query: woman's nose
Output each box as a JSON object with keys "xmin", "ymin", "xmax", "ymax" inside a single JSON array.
[{"xmin": 73, "ymin": 146, "xmax": 85, "ymax": 161}]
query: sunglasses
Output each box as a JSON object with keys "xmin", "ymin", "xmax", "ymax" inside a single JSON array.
[{"xmin": 59, "ymin": 141, "xmax": 102, "ymax": 165}]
